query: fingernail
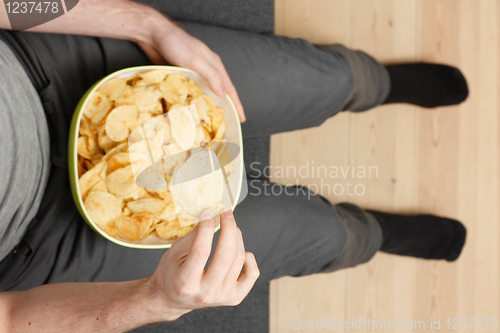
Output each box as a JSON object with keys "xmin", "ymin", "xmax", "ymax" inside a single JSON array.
[
  {"xmin": 200, "ymin": 210, "xmax": 214, "ymax": 221},
  {"xmin": 222, "ymin": 208, "xmax": 232, "ymax": 217},
  {"xmin": 217, "ymin": 86, "xmax": 226, "ymax": 96}
]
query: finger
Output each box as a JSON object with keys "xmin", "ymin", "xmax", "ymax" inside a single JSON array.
[
  {"xmin": 191, "ymin": 57, "xmax": 225, "ymax": 97},
  {"xmin": 203, "ymin": 210, "xmax": 238, "ymax": 285},
  {"xmin": 179, "ymin": 210, "xmax": 216, "ymax": 277},
  {"xmin": 222, "ymin": 227, "xmax": 246, "ymax": 285},
  {"xmin": 214, "ymin": 62, "xmax": 246, "ymax": 122},
  {"xmin": 235, "ymin": 252, "xmax": 260, "ymax": 298}
]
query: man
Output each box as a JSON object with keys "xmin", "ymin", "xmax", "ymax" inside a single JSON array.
[{"xmin": 0, "ymin": 0, "xmax": 468, "ymax": 331}]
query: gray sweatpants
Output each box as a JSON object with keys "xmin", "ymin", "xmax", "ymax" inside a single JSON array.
[{"xmin": 0, "ymin": 21, "xmax": 386, "ymax": 290}]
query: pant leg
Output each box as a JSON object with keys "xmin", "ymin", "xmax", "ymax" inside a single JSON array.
[
  {"xmin": 0, "ymin": 172, "xmax": 381, "ymax": 291},
  {"xmin": 235, "ymin": 182, "xmax": 382, "ymax": 282},
  {"xmin": 178, "ymin": 22, "xmax": 390, "ymax": 137},
  {"xmin": 0, "ymin": 29, "xmax": 383, "ymax": 290}
]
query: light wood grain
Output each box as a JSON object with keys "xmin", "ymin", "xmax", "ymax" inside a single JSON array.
[{"xmin": 271, "ymin": 0, "xmax": 500, "ymax": 332}]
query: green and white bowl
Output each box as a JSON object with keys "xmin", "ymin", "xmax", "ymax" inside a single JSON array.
[{"xmin": 68, "ymin": 66, "xmax": 244, "ymax": 249}]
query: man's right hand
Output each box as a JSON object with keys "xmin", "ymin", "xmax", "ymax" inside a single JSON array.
[
  {"xmin": 0, "ymin": 210, "xmax": 259, "ymax": 332},
  {"xmin": 148, "ymin": 209, "xmax": 259, "ymax": 320}
]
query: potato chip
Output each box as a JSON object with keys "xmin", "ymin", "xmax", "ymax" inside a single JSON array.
[
  {"xmin": 133, "ymin": 90, "xmax": 162, "ymax": 113},
  {"xmin": 139, "ymin": 69, "xmax": 169, "ymax": 84},
  {"xmin": 156, "ymin": 221, "xmax": 194, "ymax": 240},
  {"xmin": 79, "ymin": 115, "xmax": 94, "ymax": 138},
  {"xmin": 88, "ymin": 135, "xmax": 102, "ymax": 156},
  {"xmin": 98, "ymin": 78, "xmax": 127, "ymax": 101},
  {"xmin": 131, "ymin": 212, "xmax": 155, "ymax": 238},
  {"xmin": 78, "ymin": 136, "xmax": 93, "ymax": 160},
  {"xmin": 79, "ymin": 160, "xmax": 106, "ymax": 198},
  {"xmin": 136, "ymin": 112, "xmax": 153, "ymax": 127},
  {"xmin": 91, "ymin": 178, "xmax": 108, "ymax": 191},
  {"xmin": 78, "ymin": 157, "xmax": 86, "ymax": 178},
  {"xmin": 159, "ymin": 203, "xmax": 178, "ymax": 221},
  {"xmin": 84, "ymin": 91, "xmax": 112, "ymax": 123},
  {"xmin": 102, "ymin": 142, "xmax": 129, "ymax": 161},
  {"xmin": 127, "ymin": 197, "xmax": 166, "ymax": 219},
  {"xmin": 163, "ymin": 142, "xmax": 183, "ymax": 157},
  {"xmin": 106, "ymin": 165, "xmax": 143, "ymax": 199},
  {"xmin": 168, "ymin": 107, "xmax": 196, "ymax": 150},
  {"xmin": 210, "ymin": 114, "xmax": 224, "ymax": 133},
  {"xmin": 215, "ymin": 122, "xmax": 226, "ymax": 140},
  {"xmin": 171, "ymin": 150, "xmax": 224, "ymax": 217},
  {"xmin": 187, "ymin": 79, "xmax": 202, "ymax": 99},
  {"xmin": 84, "ymin": 191, "xmax": 122, "ymax": 229},
  {"xmin": 194, "ymin": 127, "xmax": 208, "ymax": 146},
  {"xmin": 202, "ymin": 126, "xmax": 212, "ymax": 142},
  {"xmin": 115, "ymin": 216, "xmax": 142, "ymax": 242},
  {"xmin": 101, "ymin": 220, "xmax": 119, "ymax": 239},
  {"xmin": 190, "ymin": 97, "xmax": 211, "ymax": 130},
  {"xmin": 147, "ymin": 188, "xmax": 171, "ymax": 201},
  {"xmin": 91, "ymin": 153, "xmax": 104, "ymax": 166},
  {"xmin": 98, "ymin": 128, "xmax": 118, "ymax": 152},
  {"xmin": 203, "ymin": 95, "xmax": 217, "ymax": 110},
  {"xmin": 115, "ymin": 85, "xmax": 135, "ymax": 106},
  {"xmin": 105, "ymin": 105, "xmax": 139, "ymax": 142},
  {"xmin": 107, "ymin": 152, "xmax": 131, "ymax": 175},
  {"xmin": 159, "ymin": 74, "xmax": 188, "ymax": 104},
  {"xmin": 84, "ymin": 159, "xmax": 94, "ymax": 170}
]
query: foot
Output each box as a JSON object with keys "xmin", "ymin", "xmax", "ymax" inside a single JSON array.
[
  {"xmin": 383, "ymin": 63, "xmax": 469, "ymax": 108},
  {"xmin": 368, "ymin": 210, "xmax": 466, "ymax": 261}
]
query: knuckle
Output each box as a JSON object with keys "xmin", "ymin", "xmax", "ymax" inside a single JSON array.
[
  {"xmin": 195, "ymin": 292, "xmax": 215, "ymax": 305},
  {"xmin": 174, "ymin": 279, "xmax": 197, "ymax": 297},
  {"xmin": 252, "ymin": 268, "xmax": 261, "ymax": 279},
  {"xmin": 235, "ymin": 252, "xmax": 246, "ymax": 266},
  {"xmin": 246, "ymin": 252, "xmax": 256, "ymax": 262},
  {"xmin": 212, "ymin": 53, "xmax": 222, "ymax": 62}
]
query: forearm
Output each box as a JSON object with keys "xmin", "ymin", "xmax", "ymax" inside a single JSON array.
[
  {"xmin": 1, "ymin": 278, "xmax": 180, "ymax": 333},
  {"xmin": 0, "ymin": 0, "xmax": 172, "ymax": 45}
]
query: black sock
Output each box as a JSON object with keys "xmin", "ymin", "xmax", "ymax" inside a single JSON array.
[
  {"xmin": 383, "ymin": 63, "xmax": 469, "ymax": 108},
  {"xmin": 368, "ymin": 210, "xmax": 467, "ymax": 261}
]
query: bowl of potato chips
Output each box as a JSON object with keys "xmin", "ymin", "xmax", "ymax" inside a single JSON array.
[{"xmin": 68, "ymin": 66, "xmax": 244, "ymax": 249}]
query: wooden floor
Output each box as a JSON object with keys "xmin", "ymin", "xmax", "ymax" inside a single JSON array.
[{"xmin": 270, "ymin": 1, "xmax": 500, "ymax": 332}]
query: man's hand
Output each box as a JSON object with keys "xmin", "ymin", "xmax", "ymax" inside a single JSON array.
[
  {"xmin": 0, "ymin": 0, "xmax": 246, "ymax": 122},
  {"xmin": 149, "ymin": 209, "xmax": 259, "ymax": 320},
  {"xmin": 137, "ymin": 23, "xmax": 246, "ymax": 122},
  {"xmin": 0, "ymin": 210, "xmax": 259, "ymax": 332}
]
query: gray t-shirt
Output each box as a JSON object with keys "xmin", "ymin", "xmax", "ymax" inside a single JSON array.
[{"xmin": 0, "ymin": 40, "xmax": 51, "ymax": 262}]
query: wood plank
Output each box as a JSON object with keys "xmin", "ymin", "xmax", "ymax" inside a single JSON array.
[
  {"xmin": 271, "ymin": 1, "xmax": 353, "ymax": 332},
  {"xmin": 474, "ymin": 0, "xmax": 499, "ymax": 324},
  {"xmin": 345, "ymin": 1, "xmax": 419, "ymax": 331},
  {"xmin": 270, "ymin": 1, "xmax": 500, "ymax": 332}
]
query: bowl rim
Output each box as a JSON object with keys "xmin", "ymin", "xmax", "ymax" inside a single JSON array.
[{"xmin": 69, "ymin": 65, "xmax": 244, "ymax": 249}]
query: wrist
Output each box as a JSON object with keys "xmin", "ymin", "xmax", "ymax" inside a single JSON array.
[
  {"xmin": 140, "ymin": 276, "xmax": 186, "ymax": 322},
  {"xmin": 134, "ymin": 8, "xmax": 175, "ymax": 47}
]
